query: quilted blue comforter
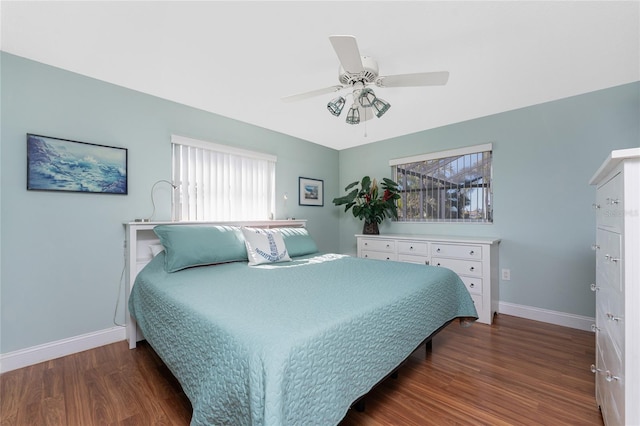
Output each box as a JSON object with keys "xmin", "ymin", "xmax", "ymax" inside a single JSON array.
[{"xmin": 129, "ymin": 253, "xmax": 477, "ymax": 425}]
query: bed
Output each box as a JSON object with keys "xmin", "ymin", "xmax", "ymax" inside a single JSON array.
[{"xmin": 125, "ymin": 221, "xmax": 477, "ymax": 425}]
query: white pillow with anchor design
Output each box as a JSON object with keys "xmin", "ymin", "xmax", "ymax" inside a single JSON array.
[{"xmin": 241, "ymin": 227, "xmax": 292, "ymax": 266}]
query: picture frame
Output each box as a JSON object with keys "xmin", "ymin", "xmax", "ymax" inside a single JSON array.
[
  {"xmin": 27, "ymin": 133, "xmax": 128, "ymax": 194},
  {"xmin": 298, "ymin": 177, "xmax": 324, "ymax": 206}
]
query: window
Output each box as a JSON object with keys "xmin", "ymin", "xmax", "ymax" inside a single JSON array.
[
  {"xmin": 171, "ymin": 135, "xmax": 276, "ymax": 221},
  {"xmin": 390, "ymin": 143, "xmax": 492, "ymax": 223}
]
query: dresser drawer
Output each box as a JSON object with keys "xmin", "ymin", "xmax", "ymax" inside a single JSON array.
[
  {"xmin": 360, "ymin": 250, "xmax": 396, "ymax": 261},
  {"xmin": 359, "ymin": 238, "xmax": 395, "ymax": 253},
  {"xmin": 599, "ymin": 290, "xmax": 624, "ymax": 360},
  {"xmin": 597, "ymin": 297, "xmax": 620, "ymax": 359},
  {"xmin": 397, "ymin": 254, "xmax": 429, "ymax": 265},
  {"xmin": 600, "ymin": 332, "xmax": 624, "ymax": 426},
  {"xmin": 596, "ymin": 172, "xmax": 623, "ymax": 230},
  {"xmin": 460, "ymin": 276, "xmax": 483, "ymax": 295},
  {"xmin": 594, "ymin": 341, "xmax": 621, "ymax": 426},
  {"xmin": 596, "ymin": 229, "xmax": 622, "ymax": 292},
  {"xmin": 397, "ymin": 241, "xmax": 428, "ymax": 256},
  {"xmin": 432, "ymin": 257, "xmax": 482, "ymax": 277},
  {"xmin": 431, "ymin": 243, "xmax": 482, "ymax": 260}
]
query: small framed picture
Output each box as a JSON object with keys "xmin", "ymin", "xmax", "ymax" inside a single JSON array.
[
  {"xmin": 27, "ymin": 134, "xmax": 128, "ymax": 194},
  {"xmin": 299, "ymin": 177, "xmax": 324, "ymax": 206}
]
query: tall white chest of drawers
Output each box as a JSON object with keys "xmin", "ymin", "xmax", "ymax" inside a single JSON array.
[
  {"xmin": 589, "ymin": 148, "xmax": 640, "ymax": 426},
  {"xmin": 356, "ymin": 234, "xmax": 500, "ymax": 324}
]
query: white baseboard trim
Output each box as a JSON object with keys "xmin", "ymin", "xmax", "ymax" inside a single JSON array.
[
  {"xmin": 499, "ymin": 301, "xmax": 594, "ymax": 332},
  {"xmin": 0, "ymin": 304, "xmax": 593, "ymax": 373},
  {"xmin": 0, "ymin": 326, "xmax": 126, "ymax": 373}
]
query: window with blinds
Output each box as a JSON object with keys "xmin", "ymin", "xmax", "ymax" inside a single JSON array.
[
  {"xmin": 390, "ymin": 143, "xmax": 493, "ymax": 223},
  {"xmin": 171, "ymin": 135, "xmax": 276, "ymax": 221}
]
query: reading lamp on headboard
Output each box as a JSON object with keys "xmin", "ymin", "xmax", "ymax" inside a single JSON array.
[{"xmin": 137, "ymin": 179, "xmax": 177, "ymax": 222}]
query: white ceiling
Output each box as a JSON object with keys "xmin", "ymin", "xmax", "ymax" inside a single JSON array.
[{"xmin": 1, "ymin": 1, "xmax": 639, "ymax": 150}]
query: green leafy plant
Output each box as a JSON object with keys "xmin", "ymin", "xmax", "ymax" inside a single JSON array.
[{"xmin": 332, "ymin": 176, "xmax": 401, "ymax": 224}]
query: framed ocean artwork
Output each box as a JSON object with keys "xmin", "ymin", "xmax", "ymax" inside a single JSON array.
[
  {"xmin": 27, "ymin": 134, "xmax": 128, "ymax": 194},
  {"xmin": 298, "ymin": 176, "xmax": 323, "ymax": 206}
]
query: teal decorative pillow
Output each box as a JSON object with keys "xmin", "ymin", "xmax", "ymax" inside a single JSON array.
[
  {"xmin": 154, "ymin": 225, "xmax": 248, "ymax": 272},
  {"xmin": 279, "ymin": 227, "xmax": 319, "ymax": 257},
  {"xmin": 241, "ymin": 227, "xmax": 292, "ymax": 266}
]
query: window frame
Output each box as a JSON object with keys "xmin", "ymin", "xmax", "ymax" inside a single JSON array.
[{"xmin": 389, "ymin": 143, "xmax": 493, "ymax": 223}]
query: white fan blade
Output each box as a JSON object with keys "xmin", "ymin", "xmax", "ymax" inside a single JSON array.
[
  {"xmin": 329, "ymin": 35, "xmax": 364, "ymax": 74},
  {"xmin": 375, "ymin": 71, "xmax": 450, "ymax": 88},
  {"xmin": 281, "ymin": 85, "xmax": 344, "ymax": 103}
]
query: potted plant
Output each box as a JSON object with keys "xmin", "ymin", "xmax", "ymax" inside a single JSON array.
[{"xmin": 332, "ymin": 176, "xmax": 401, "ymax": 234}]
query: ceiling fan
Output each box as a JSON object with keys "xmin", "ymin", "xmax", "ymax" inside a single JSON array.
[{"xmin": 282, "ymin": 35, "xmax": 449, "ymax": 125}]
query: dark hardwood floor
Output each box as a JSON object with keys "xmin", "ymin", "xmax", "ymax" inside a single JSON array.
[{"xmin": 1, "ymin": 314, "xmax": 602, "ymax": 425}]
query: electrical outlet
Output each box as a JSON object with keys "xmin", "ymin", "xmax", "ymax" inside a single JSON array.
[{"xmin": 502, "ymin": 269, "xmax": 511, "ymax": 281}]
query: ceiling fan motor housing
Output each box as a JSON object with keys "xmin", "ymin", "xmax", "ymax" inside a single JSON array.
[{"xmin": 338, "ymin": 56, "xmax": 379, "ymax": 85}]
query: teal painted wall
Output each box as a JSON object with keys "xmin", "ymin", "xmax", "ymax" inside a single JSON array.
[
  {"xmin": 337, "ymin": 82, "xmax": 640, "ymax": 318},
  {"xmin": 2, "ymin": 51, "xmax": 638, "ymax": 355},
  {"xmin": 0, "ymin": 53, "xmax": 339, "ymax": 353}
]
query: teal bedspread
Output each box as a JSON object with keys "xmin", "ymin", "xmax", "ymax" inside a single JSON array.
[{"xmin": 129, "ymin": 253, "xmax": 477, "ymax": 425}]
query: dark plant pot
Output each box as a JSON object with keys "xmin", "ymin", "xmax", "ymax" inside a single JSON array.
[{"xmin": 363, "ymin": 221, "xmax": 379, "ymax": 235}]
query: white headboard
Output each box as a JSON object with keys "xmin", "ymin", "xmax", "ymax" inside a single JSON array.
[{"xmin": 123, "ymin": 220, "xmax": 307, "ymax": 348}]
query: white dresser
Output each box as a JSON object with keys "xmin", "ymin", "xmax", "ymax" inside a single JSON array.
[
  {"xmin": 356, "ymin": 234, "xmax": 500, "ymax": 324},
  {"xmin": 589, "ymin": 148, "xmax": 639, "ymax": 426}
]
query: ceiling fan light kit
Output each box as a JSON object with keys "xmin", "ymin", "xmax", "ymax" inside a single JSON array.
[
  {"xmin": 328, "ymin": 83, "xmax": 391, "ymax": 124},
  {"xmin": 283, "ymin": 35, "xmax": 449, "ymax": 126},
  {"xmin": 327, "ymin": 96, "xmax": 346, "ymax": 116},
  {"xmin": 358, "ymin": 88, "xmax": 377, "ymax": 108},
  {"xmin": 345, "ymin": 104, "xmax": 361, "ymax": 125},
  {"xmin": 371, "ymin": 97, "xmax": 391, "ymax": 118}
]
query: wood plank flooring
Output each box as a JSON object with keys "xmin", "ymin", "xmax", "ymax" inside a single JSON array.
[{"xmin": 1, "ymin": 314, "xmax": 602, "ymax": 425}]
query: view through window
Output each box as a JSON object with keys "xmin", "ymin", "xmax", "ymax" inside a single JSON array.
[{"xmin": 390, "ymin": 144, "xmax": 493, "ymax": 223}]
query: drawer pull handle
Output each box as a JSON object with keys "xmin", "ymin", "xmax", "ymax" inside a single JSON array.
[
  {"xmin": 591, "ymin": 244, "xmax": 600, "ymax": 251},
  {"xmin": 364, "ymin": 254, "xmax": 368, "ymax": 258},
  {"xmin": 409, "ymin": 246, "xmax": 414, "ymax": 250},
  {"xmin": 590, "ymin": 364, "xmax": 601, "ymax": 374},
  {"xmin": 386, "ymin": 244, "xmax": 390, "ymax": 248},
  {"xmin": 425, "ymin": 261, "xmax": 430, "ymax": 266},
  {"xmin": 606, "ymin": 313, "xmax": 621, "ymax": 322},
  {"xmin": 592, "ymin": 203, "xmax": 601, "ymax": 209},
  {"xmin": 386, "ymin": 257, "xmax": 390, "ymax": 260},
  {"xmin": 469, "ymin": 283, "xmax": 475, "ymax": 288},
  {"xmin": 469, "ymin": 266, "xmax": 475, "ymax": 272},
  {"xmin": 469, "ymin": 250, "xmax": 475, "ymax": 255},
  {"xmin": 364, "ymin": 242, "xmax": 368, "ymax": 246},
  {"xmin": 610, "ymin": 257, "xmax": 619, "ymax": 263},
  {"xmin": 605, "ymin": 371, "xmax": 620, "ymax": 382},
  {"xmin": 606, "ymin": 198, "xmax": 620, "ymax": 205},
  {"xmin": 436, "ymin": 248, "xmax": 441, "ymax": 253},
  {"xmin": 436, "ymin": 263, "xmax": 441, "ymax": 267},
  {"xmin": 590, "ymin": 283, "xmax": 599, "ymax": 292},
  {"xmin": 591, "ymin": 324, "xmax": 600, "ymax": 332}
]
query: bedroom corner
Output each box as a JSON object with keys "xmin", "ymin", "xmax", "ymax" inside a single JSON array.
[{"xmin": 0, "ymin": 52, "xmax": 340, "ymax": 371}]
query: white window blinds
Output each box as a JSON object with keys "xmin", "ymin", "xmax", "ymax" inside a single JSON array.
[{"xmin": 171, "ymin": 135, "xmax": 276, "ymax": 221}]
